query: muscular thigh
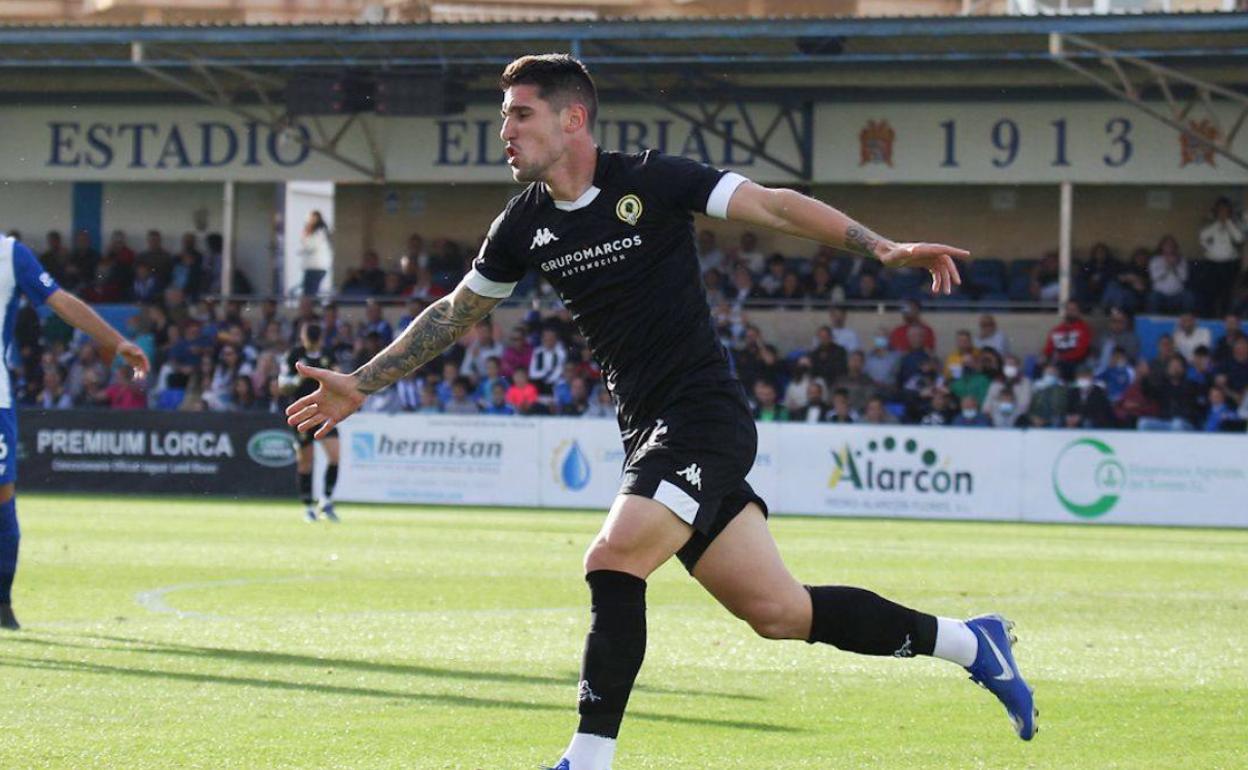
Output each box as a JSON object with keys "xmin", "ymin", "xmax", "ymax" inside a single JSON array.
[
  {"xmin": 692, "ymin": 504, "xmax": 809, "ymax": 624},
  {"xmin": 585, "ymin": 494, "xmax": 694, "ymax": 579}
]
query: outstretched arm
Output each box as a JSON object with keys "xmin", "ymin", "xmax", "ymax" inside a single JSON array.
[
  {"xmin": 286, "ymin": 282, "xmax": 503, "ymax": 437},
  {"xmin": 46, "ymin": 290, "xmax": 150, "ymax": 376},
  {"xmin": 725, "ymin": 182, "xmax": 965, "ymax": 294}
]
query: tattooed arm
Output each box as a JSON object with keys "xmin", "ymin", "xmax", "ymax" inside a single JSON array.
[
  {"xmin": 285, "ymin": 283, "xmax": 503, "ymax": 437},
  {"xmin": 724, "ymin": 180, "xmax": 965, "ymax": 294},
  {"xmin": 355, "ymin": 284, "xmax": 503, "ymax": 393}
]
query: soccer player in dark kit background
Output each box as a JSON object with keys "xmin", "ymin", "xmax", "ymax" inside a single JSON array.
[
  {"xmin": 286, "ymin": 55, "xmax": 1036, "ymax": 769},
  {"xmin": 280, "ymin": 320, "xmax": 340, "ymax": 522}
]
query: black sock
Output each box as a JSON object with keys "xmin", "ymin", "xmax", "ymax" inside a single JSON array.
[
  {"xmin": 0, "ymin": 499, "xmax": 18, "ymax": 605},
  {"xmin": 576, "ymin": 570, "xmax": 647, "ymax": 740},
  {"xmin": 298, "ymin": 472, "xmax": 313, "ymax": 506},
  {"xmin": 324, "ymin": 465, "xmax": 338, "ymax": 499},
  {"xmin": 806, "ymin": 585, "xmax": 937, "ymax": 658}
]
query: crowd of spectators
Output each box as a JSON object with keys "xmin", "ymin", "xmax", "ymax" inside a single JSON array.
[
  {"xmin": 10, "ymin": 192, "xmax": 1248, "ymax": 433},
  {"xmin": 13, "ymin": 282, "xmax": 1248, "ymax": 435},
  {"xmin": 18, "ymin": 227, "xmax": 254, "ymax": 305},
  {"xmin": 330, "ymin": 197, "xmax": 1248, "ymax": 318},
  {"xmin": 726, "ymin": 300, "xmax": 1248, "ymax": 434}
]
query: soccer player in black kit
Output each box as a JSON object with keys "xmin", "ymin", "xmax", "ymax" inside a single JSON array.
[
  {"xmin": 280, "ymin": 321, "xmax": 340, "ymax": 522},
  {"xmin": 287, "ymin": 55, "xmax": 1036, "ymax": 768}
]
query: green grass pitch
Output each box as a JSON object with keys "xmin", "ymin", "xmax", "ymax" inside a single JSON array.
[{"xmin": 1, "ymin": 494, "xmax": 1245, "ymax": 769}]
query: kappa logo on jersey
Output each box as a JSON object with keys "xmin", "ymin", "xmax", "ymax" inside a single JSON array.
[
  {"xmin": 616, "ymin": 194, "xmax": 643, "ymax": 225},
  {"xmin": 39, "ymin": 272, "xmax": 54, "ymax": 288},
  {"xmin": 677, "ymin": 463, "xmax": 702, "ymax": 490},
  {"xmin": 530, "ymin": 227, "xmax": 559, "ymax": 250}
]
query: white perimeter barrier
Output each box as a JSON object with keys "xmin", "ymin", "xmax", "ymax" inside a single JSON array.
[{"xmin": 325, "ymin": 414, "xmax": 1248, "ymax": 528}]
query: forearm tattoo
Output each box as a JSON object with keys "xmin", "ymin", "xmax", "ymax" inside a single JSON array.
[
  {"xmin": 845, "ymin": 223, "xmax": 883, "ymax": 259},
  {"xmin": 354, "ymin": 290, "xmax": 500, "ymax": 394}
]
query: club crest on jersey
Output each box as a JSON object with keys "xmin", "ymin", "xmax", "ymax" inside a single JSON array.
[
  {"xmin": 616, "ymin": 194, "xmax": 643, "ymax": 226},
  {"xmin": 530, "ymin": 227, "xmax": 559, "ymax": 250}
]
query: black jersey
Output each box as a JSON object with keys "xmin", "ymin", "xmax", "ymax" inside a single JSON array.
[
  {"xmin": 283, "ymin": 346, "xmax": 335, "ymax": 401},
  {"xmin": 469, "ymin": 149, "xmax": 748, "ymax": 434}
]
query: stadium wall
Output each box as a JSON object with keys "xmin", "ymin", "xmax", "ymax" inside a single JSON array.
[{"xmin": 324, "ymin": 414, "xmax": 1248, "ymax": 528}]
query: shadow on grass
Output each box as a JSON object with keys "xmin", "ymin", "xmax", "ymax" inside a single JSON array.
[
  {"xmin": 0, "ymin": 653, "xmax": 796, "ymax": 734},
  {"xmin": 5, "ymin": 631, "xmax": 765, "ymax": 703}
]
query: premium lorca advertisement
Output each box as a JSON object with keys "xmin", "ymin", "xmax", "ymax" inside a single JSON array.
[{"xmin": 18, "ymin": 410, "xmax": 296, "ymax": 496}]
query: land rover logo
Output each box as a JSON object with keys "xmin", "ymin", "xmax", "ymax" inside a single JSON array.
[{"xmin": 247, "ymin": 429, "xmax": 297, "ymax": 468}]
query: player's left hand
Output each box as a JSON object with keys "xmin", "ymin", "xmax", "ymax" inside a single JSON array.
[
  {"xmin": 878, "ymin": 242, "xmax": 967, "ymax": 295},
  {"xmin": 115, "ymin": 341, "xmax": 151, "ymax": 380}
]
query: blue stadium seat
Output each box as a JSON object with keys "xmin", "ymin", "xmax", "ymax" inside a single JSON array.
[
  {"xmin": 1007, "ymin": 275, "xmax": 1031, "ymax": 301},
  {"xmin": 885, "ymin": 268, "xmax": 926, "ymax": 300},
  {"xmin": 968, "ymin": 258, "xmax": 1007, "ymax": 295},
  {"xmin": 1009, "ymin": 259, "xmax": 1038, "ymax": 279}
]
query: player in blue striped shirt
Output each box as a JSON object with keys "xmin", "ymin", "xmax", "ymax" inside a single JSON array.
[{"xmin": 0, "ymin": 235, "xmax": 150, "ymax": 630}]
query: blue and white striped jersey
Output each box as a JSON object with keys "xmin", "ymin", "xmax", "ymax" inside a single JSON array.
[{"xmin": 0, "ymin": 236, "xmax": 61, "ymax": 409}]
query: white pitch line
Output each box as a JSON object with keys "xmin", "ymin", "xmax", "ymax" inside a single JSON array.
[{"xmin": 134, "ymin": 576, "xmax": 336, "ymax": 620}]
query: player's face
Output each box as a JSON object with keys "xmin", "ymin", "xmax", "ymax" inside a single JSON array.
[{"xmin": 500, "ymin": 85, "xmax": 568, "ymax": 184}]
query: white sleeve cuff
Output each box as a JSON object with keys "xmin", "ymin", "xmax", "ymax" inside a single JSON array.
[
  {"xmin": 463, "ymin": 268, "xmax": 517, "ymax": 299},
  {"xmin": 705, "ymin": 172, "xmax": 749, "ymax": 220}
]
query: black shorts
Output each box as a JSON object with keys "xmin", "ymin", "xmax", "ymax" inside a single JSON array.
[
  {"xmin": 618, "ymin": 387, "xmax": 769, "ymax": 573},
  {"xmin": 295, "ymin": 425, "xmax": 338, "ymax": 448}
]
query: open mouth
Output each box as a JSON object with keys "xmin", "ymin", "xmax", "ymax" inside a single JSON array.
[{"xmin": 505, "ymin": 145, "xmax": 518, "ymax": 165}]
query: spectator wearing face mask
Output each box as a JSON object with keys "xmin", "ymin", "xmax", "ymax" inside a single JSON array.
[
  {"xmin": 987, "ymin": 387, "xmax": 1021, "ymax": 428},
  {"xmin": 1028, "ymin": 366, "xmax": 1069, "ymax": 427},
  {"xmin": 984, "ymin": 355, "xmax": 1032, "ymax": 419},
  {"xmin": 952, "ymin": 394, "xmax": 992, "ymax": 427},
  {"xmin": 1065, "ymin": 367, "xmax": 1116, "ymax": 428},
  {"xmin": 864, "ymin": 332, "xmax": 900, "ymax": 388}
]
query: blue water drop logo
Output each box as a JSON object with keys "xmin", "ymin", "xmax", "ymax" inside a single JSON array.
[
  {"xmin": 561, "ymin": 440, "xmax": 591, "ymax": 491},
  {"xmin": 351, "ymin": 433, "xmax": 375, "ymax": 462}
]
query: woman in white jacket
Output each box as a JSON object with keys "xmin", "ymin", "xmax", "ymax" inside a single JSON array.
[{"xmin": 300, "ymin": 210, "xmax": 333, "ymax": 297}]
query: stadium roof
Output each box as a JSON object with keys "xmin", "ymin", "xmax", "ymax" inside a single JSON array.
[{"xmin": 0, "ymin": 12, "xmax": 1245, "ymax": 103}]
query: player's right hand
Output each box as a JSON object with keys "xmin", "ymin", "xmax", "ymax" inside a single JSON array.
[
  {"xmin": 115, "ymin": 341, "xmax": 151, "ymax": 380},
  {"xmin": 285, "ymin": 361, "xmax": 367, "ymax": 439}
]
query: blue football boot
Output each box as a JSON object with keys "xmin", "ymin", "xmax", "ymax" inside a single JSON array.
[{"xmin": 965, "ymin": 614, "xmax": 1038, "ymax": 740}]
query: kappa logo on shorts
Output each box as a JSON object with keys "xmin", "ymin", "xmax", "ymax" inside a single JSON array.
[
  {"xmin": 645, "ymin": 419, "xmax": 668, "ymax": 449},
  {"xmin": 677, "ymin": 463, "xmax": 702, "ymax": 490},
  {"xmin": 530, "ymin": 227, "xmax": 559, "ymax": 250}
]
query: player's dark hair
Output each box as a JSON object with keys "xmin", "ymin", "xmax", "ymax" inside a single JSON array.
[
  {"xmin": 500, "ymin": 54, "xmax": 598, "ymax": 127},
  {"xmin": 303, "ymin": 322, "xmax": 323, "ymax": 344}
]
